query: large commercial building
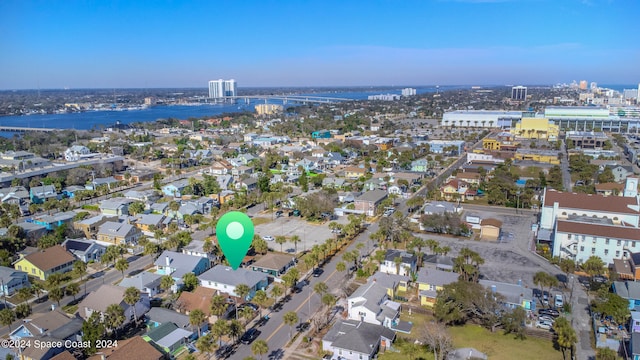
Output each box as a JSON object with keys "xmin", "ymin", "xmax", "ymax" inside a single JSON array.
[
  {"xmin": 544, "ymin": 106, "xmax": 640, "ymax": 133},
  {"xmin": 441, "ymin": 110, "xmax": 522, "ymax": 129},
  {"xmin": 511, "ymin": 86, "xmax": 527, "ymax": 101},
  {"xmin": 511, "ymin": 116, "xmax": 559, "ymax": 140},
  {"xmin": 208, "ymin": 79, "xmax": 237, "ymax": 99},
  {"xmin": 255, "ymin": 104, "xmax": 283, "ymax": 115}
]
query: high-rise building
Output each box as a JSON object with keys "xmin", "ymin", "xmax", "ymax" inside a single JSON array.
[
  {"xmin": 208, "ymin": 79, "xmax": 237, "ymax": 99},
  {"xmin": 401, "ymin": 88, "xmax": 416, "ymax": 96},
  {"xmin": 511, "ymin": 86, "xmax": 527, "ymax": 101},
  {"xmin": 579, "ymin": 80, "xmax": 588, "ymax": 90},
  {"xmin": 590, "ymin": 82, "xmax": 598, "ymax": 91}
]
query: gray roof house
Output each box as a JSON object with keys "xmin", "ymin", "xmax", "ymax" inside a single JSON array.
[
  {"xmin": 9, "ymin": 309, "xmax": 82, "ymax": 342},
  {"xmin": 119, "ymin": 271, "xmax": 163, "ymax": 297},
  {"xmin": 96, "ymin": 221, "xmax": 142, "ymax": 245},
  {"xmin": 146, "ymin": 307, "xmax": 191, "ymax": 329},
  {"xmin": 347, "ymin": 281, "xmax": 408, "ymax": 332},
  {"xmin": 99, "ymin": 198, "xmax": 134, "ymax": 216},
  {"xmin": 61, "ymin": 238, "xmax": 107, "ymax": 263},
  {"xmin": 422, "ymin": 201, "xmax": 461, "ymax": 215},
  {"xmin": 124, "ymin": 189, "xmax": 161, "ymax": 203},
  {"xmin": 77, "ymin": 284, "xmax": 150, "ymax": 326},
  {"xmin": 154, "ymin": 251, "xmax": 210, "ymax": 281},
  {"xmin": 0, "ymin": 266, "xmax": 29, "ymax": 296},
  {"xmin": 198, "ymin": 265, "xmax": 268, "ymax": 300},
  {"xmin": 354, "ymin": 189, "xmax": 388, "ymax": 216},
  {"xmin": 613, "ymin": 281, "xmax": 640, "ymax": 310},
  {"xmin": 322, "ymin": 319, "xmax": 395, "ymax": 360},
  {"xmin": 422, "ymin": 254, "xmax": 455, "ymax": 272},
  {"xmin": 417, "ymin": 267, "xmax": 459, "ymax": 307},
  {"xmin": 479, "ymin": 279, "xmax": 535, "ymax": 311},
  {"xmin": 379, "ymin": 249, "xmax": 417, "ymax": 276}
]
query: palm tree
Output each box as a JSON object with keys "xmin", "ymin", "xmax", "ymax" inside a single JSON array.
[
  {"xmin": 115, "ymin": 258, "xmax": 129, "ymax": 278},
  {"xmin": 275, "ymin": 236, "xmax": 287, "ymax": 252},
  {"xmin": 270, "ymin": 283, "xmax": 283, "ymax": 303},
  {"xmin": 189, "ymin": 309, "xmax": 206, "ymax": 338},
  {"xmin": 336, "ymin": 261, "xmax": 346, "ymax": 273},
  {"xmin": 0, "ymin": 308, "xmax": 15, "ymax": 331},
  {"xmin": 283, "ymin": 311, "xmax": 298, "ymax": 339},
  {"xmin": 66, "ymin": 282, "xmax": 80, "ymax": 302},
  {"xmin": 123, "ymin": 287, "xmax": 141, "ymax": 323},
  {"xmin": 73, "ymin": 261, "xmax": 87, "ymax": 282},
  {"xmin": 228, "ymin": 319, "xmax": 243, "ymax": 342},
  {"xmin": 235, "ymin": 283, "xmax": 251, "ymax": 302},
  {"xmin": 17, "ymin": 286, "xmax": 33, "ymax": 305},
  {"xmin": 313, "ymin": 282, "xmax": 328, "ymax": 296},
  {"xmin": 289, "ymin": 235, "xmax": 301, "ymax": 254},
  {"xmin": 211, "ymin": 319, "xmax": 229, "ymax": 347},
  {"xmin": 160, "ymin": 275, "xmax": 175, "ymax": 293},
  {"xmin": 210, "ymin": 295, "xmax": 229, "ymax": 319},
  {"xmin": 195, "ymin": 333, "xmax": 216, "ymax": 360},
  {"xmin": 425, "ymin": 239, "xmax": 439, "ymax": 254},
  {"xmin": 49, "ymin": 287, "xmax": 64, "ymax": 307},
  {"xmin": 553, "ymin": 317, "xmax": 577, "ymax": 360},
  {"xmin": 239, "ymin": 306, "xmax": 254, "ymax": 327},
  {"xmin": 104, "ymin": 304, "xmax": 125, "ymax": 336},
  {"xmin": 253, "ymin": 290, "xmax": 269, "ymax": 317},
  {"xmin": 251, "ymin": 339, "xmax": 269, "ymax": 360},
  {"xmin": 31, "ymin": 282, "xmax": 43, "ymax": 301}
]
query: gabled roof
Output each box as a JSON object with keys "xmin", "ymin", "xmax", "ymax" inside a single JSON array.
[
  {"xmin": 556, "ymin": 220, "xmax": 640, "ymax": 242},
  {"xmin": 542, "ymin": 188, "xmax": 638, "ymax": 215},
  {"xmin": 324, "ymin": 319, "xmax": 395, "ymax": 355},
  {"xmin": 0, "ymin": 266, "xmax": 27, "ymax": 283},
  {"xmin": 356, "ymin": 189, "xmax": 388, "ymax": 203},
  {"xmin": 96, "ymin": 336, "xmax": 164, "ymax": 360},
  {"xmin": 350, "ymin": 281, "xmax": 388, "ymax": 314},
  {"xmin": 20, "ymin": 245, "xmax": 75, "ymax": 271},
  {"xmin": 146, "ymin": 308, "xmax": 190, "ymax": 329},
  {"xmin": 12, "ymin": 310, "xmax": 73, "ymax": 337},
  {"xmin": 416, "ymin": 267, "xmax": 459, "ymax": 287},
  {"xmin": 384, "ymin": 249, "xmax": 416, "ymax": 264},
  {"xmin": 251, "ymin": 253, "xmax": 296, "ymax": 271},
  {"xmin": 78, "ymin": 284, "xmax": 125, "ymax": 317},
  {"xmin": 118, "ymin": 272, "xmax": 162, "ymax": 292},
  {"xmin": 98, "ymin": 221, "xmax": 139, "ymax": 238},
  {"xmin": 176, "ymin": 287, "xmax": 215, "ymax": 315},
  {"xmin": 155, "ymin": 251, "xmax": 207, "ymax": 278},
  {"xmin": 613, "ymin": 281, "xmax": 640, "ymax": 300},
  {"xmin": 368, "ymin": 272, "xmax": 409, "ymax": 291},
  {"xmin": 198, "ymin": 265, "xmax": 267, "ymax": 288},
  {"xmin": 145, "ymin": 322, "xmax": 178, "ymax": 342},
  {"xmin": 481, "ymin": 218, "xmax": 502, "ymax": 228},
  {"xmin": 99, "ymin": 198, "xmax": 133, "ymax": 211}
]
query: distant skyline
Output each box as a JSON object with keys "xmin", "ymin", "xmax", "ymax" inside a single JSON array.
[{"xmin": 1, "ymin": 0, "xmax": 638, "ymax": 90}]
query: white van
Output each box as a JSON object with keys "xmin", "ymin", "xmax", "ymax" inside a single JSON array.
[{"xmin": 555, "ymin": 294, "xmax": 564, "ymax": 308}]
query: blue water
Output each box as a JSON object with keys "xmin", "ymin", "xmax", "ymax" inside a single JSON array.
[{"xmin": 0, "ymin": 87, "xmax": 456, "ymax": 131}]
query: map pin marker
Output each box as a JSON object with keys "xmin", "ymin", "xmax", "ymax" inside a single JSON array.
[{"xmin": 216, "ymin": 211, "xmax": 254, "ymax": 270}]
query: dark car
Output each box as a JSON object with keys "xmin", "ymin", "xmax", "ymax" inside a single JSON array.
[
  {"xmin": 240, "ymin": 328, "xmax": 260, "ymax": 344},
  {"xmin": 538, "ymin": 308, "xmax": 560, "ymax": 318},
  {"xmin": 296, "ymin": 322, "xmax": 310, "ymax": 332},
  {"xmin": 215, "ymin": 345, "xmax": 235, "ymax": 358},
  {"xmin": 312, "ymin": 268, "xmax": 324, "ymax": 277},
  {"xmin": 239, "ymin": 303, "xmax": 259, "ymax": 312}
]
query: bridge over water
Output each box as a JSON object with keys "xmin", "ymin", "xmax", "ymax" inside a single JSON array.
[
  {"xmin": 226, "ymin": 95, "xmax": 353, "ymax": 105},
  {"xmin": 0, "ymin": 126, "xmax": 57, "ymax": 132}
]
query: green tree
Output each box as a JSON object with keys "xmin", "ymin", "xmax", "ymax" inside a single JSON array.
[
  {"xmin": 596, "ymin": 348, "xmax": 619, "ymax": 360},
  {"xmin": 270, "ymin": 283, "xmax": 283, "ymax": 302},
  {"xmin": 283, "ymin": 311, "xmax": 299, "ymax": 339},
  {"xmin": 299, "ymin": 171, "xmax": 309, "ymax": 192},
  {"xmin": 275, "ymin": 236, "xmax": 287, "ymax": 252},
  {"xmin": 336, "ymin": 261, "xmax": 346, "ymax": 273},
  {"xmin": 251, "ymin": 339, "xmax": 269, "ymax": 360},
  {"xmin": 182, "ymin": 272, "xmax": 198, "ymax": 292},
  {"xmin": 502, "ymin": 307, "xmax": 527, "ymax": 339},
  {"xmin": 160, "ymin": 275, "xmax": 175, "ymax": 293},
  {"xmin": 82, "ymin": 312, "xmax": 105, "ymax": 356},
  {"xmin": 228, "ymin": 319, "xmax": 243, "ymax": 342},
  {"xmin": 115, "ymin": 258, "xmax": 129, "ymax": 278},
  {"xmin": 15, "ymin": 303, "xmax": 31, "ymax": 319},
  {"xmin": 252, "ymin": 237, "xmax": 268, "ymax": 255},
  {"xmin": 210, "ymin": 295, "xmax": 229, "ymax": 319},
  {"xmin": 104, "ymin": 303, "xmax": 125, "ymax": 336},
  {"xmin": 592, "ymin": 289, "xmax": 630, "ymax": 324},
  {"xmin": 189, "ymin": 309, "xmax": 207, "ymax": 338},
  {"xmin": 49, "ymin": 286, "xmax": 64, "ymax": 307},
  {"xmin": 289, "ymin": 235, "xmax": 301, "ymax": 254},
  {"xmin": 124, "ymin": 286, "xmax": 141, "ymax": 323},
  {"xmin": 195, "ymin": 333, "xmax": 217, "ymax": 359},
  {"xmin": 453, "ymin": 248, "xmax": 484, "ymax": 282},
  {"xmin": 553, "ymin": 317, "xmax": 577, "ymax": 360},
  {"xmin": 253, "ymin": 290, "xmax": 269, "ymax": 317},
  {"xmin": 16, "ymin": 286, "xmax": 33, "ymax": 305},
  {"xmin": 0, "ymin": 308, "xmax": 15, "ymax": 331},
  {"xmin": 235, "ymin": 283, "xmax": 251, "ymax": 301},
  {"xmin": 211, "ymin": 319, "xmax": 229, "ymax": 347},
  {"xmin": 129, "ymin": 201, "xmax": 145, "ymax": 216},
  {"xmin": 73, "ymin": 260, "xmax": 87, "ymax": 282},
  {"xmin": 281, "ymin": 268, "xmax": 300, "ymax": 294},
  {"xmin": 582, "ymin": 256, "xmax": 605, "ymax": 277},
  {"xmin": 65, "ymin": 282, "xmax": 80, "ymax": 302}
]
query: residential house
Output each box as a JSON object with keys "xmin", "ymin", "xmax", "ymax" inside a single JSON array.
[
  {"xmin": 312, "ymin": 130, "xmax": 332, "ymax": 139},
  {"xmin": 344, "ymin": 166, "xmax": 367, "ymax": 180},
  {"xmin": 182, "ymin": 240, "xmax": 216, "ymax": 265},
  {"xmin": 185, "ymin": 197, "xmax": 214, "ymax": 214},
  {"xmin": 64, "ymin": 145, "xmax": 91, "ymax": 161},
  {"xmin": 417, "ymin": 268, "xmax": 459, "ymax": 307},
  {"xmin": 73, "ymin": 214, "xmax": 117, "ymax": 238},
  {"xmin": 411, "ymin": 159, "xmax": 429, "ymax": 173},
  {"xmin": 9, "ymin": 310, "xmax": 82, "ymax": 343},
  {"xmin": 630, "ymin": 311, "xmax": 640, "ymax": 334},
  {"xmin": 323, "ymin": 177, "xmax": 346, "ymax": 189},
  {"xmin": 114, "ymin": 168, "xmax": 159, "ymax": 184},
  {"xmin": 145, "ymin": 307, "xmax": 193, "ymax": 331},
  {"xmin": 18, "ymin": 335, "xmax": 67, "ymax": 360},
  {"xmin": 118, "ymin": 272, "xmax": 163, "ymax": 297},
  {"xmin": 354, "ymin": 190, "xmax": 388, "ymax": 216},
  {"xmin": 440, "ymin": 179, "xmax": 476, "ymax": 202},
  {"xmin": 154, "ymin": 251, "xmax": 210, "ymax": 289},
  {"xmin": 15, "ymin": 222, "xmax": 47, "ymax": 241},
  {"xmin": 28, "ymin": 211, "xmax": 75, "ymax": 231},
  {"xmin": 14, "ymin": 245, "xmax": 75, "ymax": 281},
  {"xmin": 61, "ymin": 238, "xmax": 106, "ymax": 263},
  {"xmin": 612, "ymin": 281, "xmax": 640, "ymax": 310},
  {"xmin": 322, "ymin": 319, "xmax": 395, "ymax": 360},
  {"xmin": 174, "ymin": 286, "xmax": 215, "ymax": 319},
  {"xmin": 124, "ymin": 189, "xmax": 161, "ymax": 203},
  {"xmin": 61, "ymin": 185, "xmax": 85, "ymax": 199},
  {"xmin": 96, "ymin": 221, "xmax": 142, "ymax": 245},
  {"xmin": 77, "ymin": 284, "xmax": 150, "ymax": 325},
  {"xmin": 162, "ymin": 179, "xmax": 190, "ymax": 198},
  {"xmin": 480, "ymin": 218, "xmax": 502, "ymax": 241},
  {"xmin": 479, "ymin": 279, "xmax": 535, "ymax": 310},
  {"xmin": 347, "ymin": 281, "xmax": 403, "ymax": 330},
  {"xmin": 0, "ymin": 186, "xmax": 30, "ymax": 205},
  {"xmin": 134, "ymin": 214, "xmax": 165, "ymax": 232},
  {"xmin": 422, "ymin": 254, "xmax": 455, "ymax": 272},
  {"xmin": 455, "ymin": 172, "xmax": 482, "ymax": 185},
  {"xmin": 379, "ymin": 250, "xmax": 417, "ymax": 276},
  {"xmin": 143, "ymin": 322, "xmax": 193, "ymax": 357},
  {"xmin": 236, "ymin": 177, "xmax": 258, "ymax": 192},
  {"xmin": 251, "ymin": 253, "xmax": 296, "ymax": 279},
  {"xmin": 0, "ymin": 266, "xmax": 29, "ymax": 296},
  {"xmin": 29, "ymin": 185, "xmax": 58, "ymax": 204},
  {"xmin": 209, "ymin": 160, "xmax": 233, "ymax": 175},
  {"xmin": 85, "ymin": 176, "xmax": 119, "ymax": 191},
  {"xmin": 422, "ymin": 201, "xmax": 462, "ymax": 216},
  {"xmin": 215, "ymin": 174, "xmax": 233, "ymax": 190},
  {"xmin": 198, "ymin": 265, "xmax": 268, "ymax": 300},
  {"xmin": 231, "ymin": 165, "xmax": 254, "ymax": 177},
  {"xmin": 86, "ymin": 336, "xmax": 164, "ymax": 360},
  {"xmin": 606, "ymin": 164, "xmax": 634, "ymax": 183},
  {"xmin": 149, "ymin": 202, "xmax": 169, "ymax": 214},
  {"xmin": 595, "ymin": 182, "xmax": 625, "ymax": 197},
  {"xmin": 368, "ymin": 272, "xmax": 410, "ymax": 299},
  {"xmin": 99, "ymin": 198, "xmax": 134, "ymax": 216}
]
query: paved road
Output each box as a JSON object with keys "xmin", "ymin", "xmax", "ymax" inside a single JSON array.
[
  {"xmin": 560, "ymin": 140, "xmax": 573, "ymax": 192},
  {"xmin": 0, "ymin": 255, "xmax": 154, "ymax": 338}
]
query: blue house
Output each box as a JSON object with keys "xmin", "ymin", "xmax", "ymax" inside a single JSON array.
[
  {"xmin": 28, "ymin": 211, "xmax": 75, "ymax": 231},
  {"xmin": 29, "ymin": 185, "xmax": 58, "ymax": 204},
  {"xmin": 612, "ymin": 281, "xmax": 640, "ymax": 310},
  {"xmin": 62, "ymin": 185, "xmax": 85, "ymax": 199},
  {"xmin": 312, "ymin": 130, "xmax": 332, "ymax": 139},
  {"xmin": 162, "ymin": 179, "xmax": 190, "ymax": 198},
  {"xmin": 427, "ymin": 140, "xmax": 465, "ymax": 155}
]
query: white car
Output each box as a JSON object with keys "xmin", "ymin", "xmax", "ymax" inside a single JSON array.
[
  {"xmin": 262, "ymin": 235, "xmax": 274, "ymax": 241},
  {"xmin": 535, "ymin": 320, "xmax": 553, "ymax": 330}
]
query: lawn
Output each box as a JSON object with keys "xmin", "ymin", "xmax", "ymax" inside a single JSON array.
[
  {"xmin": 252, "ymin": 217, "xmax": 271, "ymax": 226},
  {"xmin": 449, "ymin": 325, "xmax": 562, "ymax": 360}
]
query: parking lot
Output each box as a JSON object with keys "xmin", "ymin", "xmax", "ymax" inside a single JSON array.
[{"xmin": 253, "ymin": 214, "xmax": 348, "ymax": 254}]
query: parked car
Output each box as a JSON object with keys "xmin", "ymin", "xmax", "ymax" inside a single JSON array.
[
  {"xmin": 239, "ymin": 303, "xmax": 259, "ymax": 312},
  {"xmin": 240, "ymin": 329, "xmax": 260, "ymax": 344},
  {"xmin": 262, "ymin": 235, "xmax": 274, "ymax": 241},
  {"xmin": 538, "ymin": 308, "xmax": 560, "ymax": 318},
  {"xmin": 535, "ymin": 320, "xmax": 553, "ymax": 330},
  {"xmin": 538, "ymin": 315, "xmax": 555, "ymax": 323},
  {"xmin": 554, "ymin": 294, "xmax": 564, "ymax": 308},
  {"xmin": 296, "ymin": 322, "xmax": 310, "ymax": 332},
  {"xmin": 275, "ymin": 211, "xmax": 283, "ymax": 217},
  {"xmin": 312, "ymin": 268, "xmax": 324, "ymax": 277}
]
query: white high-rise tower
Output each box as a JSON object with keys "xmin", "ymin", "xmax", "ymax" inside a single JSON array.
[{"xmin": 208, "ymin": 79, "xmax": 237, "ymax": 99}]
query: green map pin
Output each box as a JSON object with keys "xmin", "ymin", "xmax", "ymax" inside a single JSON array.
[{"xmin": 216, "ymin": 211, "xmax": 254, "ymax": 270}]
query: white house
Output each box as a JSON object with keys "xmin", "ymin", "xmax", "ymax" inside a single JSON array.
[
  {"xmin": 379, "ymin": 250, "xmax": 417, "ymax": 276},
  {"xmin": 64, "ymin": 145, "xmax": 91, "ymax": 161},
  {"xmin": 347, "ymin": 281, "xmax": 401, "ymax": 329},
  {"xmin": 322, "ymin": 319, "xmax": 395, "ymax": 360},
  {"xmin": 197, "ymin": 265, "xmax": 268, "ymax": 300}
]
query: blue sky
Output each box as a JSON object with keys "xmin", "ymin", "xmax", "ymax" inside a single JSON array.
[{"xmin": 0, "ymin": 0, "xmax": 638, "ymax": 89}]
